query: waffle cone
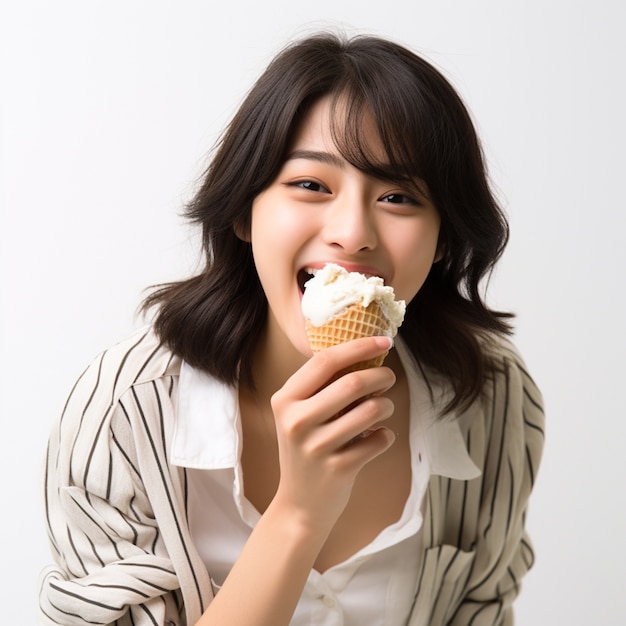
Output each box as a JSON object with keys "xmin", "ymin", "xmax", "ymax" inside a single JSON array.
[{"xmin": 305, "ymin": 301, "xmax": 391, "ymax": 374}]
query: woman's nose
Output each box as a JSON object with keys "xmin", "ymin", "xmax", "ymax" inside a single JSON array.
[{"xmin": 321, "ymin": 197, "xmax": 377, "ymax": 254}]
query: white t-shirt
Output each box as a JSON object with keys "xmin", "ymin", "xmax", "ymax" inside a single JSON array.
[{"xmin": 171, "ymin": 340, "xmax": 480, "ymax": 625}]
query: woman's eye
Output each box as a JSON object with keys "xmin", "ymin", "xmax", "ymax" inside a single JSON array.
[
  {"xmin": 292, "ymin": 180, "xmax": 329, "ymax": 193},
  {"xmin": 380, "ymin": 193, "xmax": 419, "ymax": 205}
]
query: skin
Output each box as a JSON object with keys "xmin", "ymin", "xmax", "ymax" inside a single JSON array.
[{"xmin": 196, "ymin": 96, "xmax": 442, "ymax": 625}]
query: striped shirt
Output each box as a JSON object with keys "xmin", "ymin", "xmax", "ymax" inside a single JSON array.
[{"xmin": 39, "ymin": 327, "xmax": 544, "ymax": 626}]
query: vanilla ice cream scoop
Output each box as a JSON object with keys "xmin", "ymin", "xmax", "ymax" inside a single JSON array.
[{"xmin": 301, "ymin": 263, "xmax": 406, "ymax": 335}]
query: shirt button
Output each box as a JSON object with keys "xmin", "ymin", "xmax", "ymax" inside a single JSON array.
[{"xmin": 322, "ymin": 595, "xmax": 336, "ymax": 608}]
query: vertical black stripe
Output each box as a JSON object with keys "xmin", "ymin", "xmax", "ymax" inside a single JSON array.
[
  {"xmin": 456, "ymin": 428, "xmax": 472, "ymax": 549},
  {"xmin": 110, "ymin": 331, "xmax": 152, "ymax": 402},
  {"xmin": 85, "ymin": 533, "xmax": 106, "ymax": 568},
  {"xmin": 483, "ymin": 362, "xmax": 510, "ymax": 539},
  {"xmin": 478, "ymin": 369, "xmax": 498, "ymax": 510},
  {"xmin": 66, "ymin": 525, "xmax": 89, "ymax": 576},
  {"xmin": 55, "ymin": 364, "xmax": 90, "ymax": 466},
  {"xmin": 183, "ymin": 467, "xmax": 190, "ymax": 521},
  {"xmin": 43, "ymin": 442, "xmax": 61, "ymax": 555},
  {"xmin": 110, "ymin": 427, "xmax": 141, "ymax": 479},
  {"xmin": 70, "ymin": 353, "xmax": 106, "ymax": 485},
  {"xmin": 500, "ymin": 457, "xmax": 515, "ymax": 538},
  {"xmin": 106, "ymin": 449, "xmax": 114, "ymax": 500},
  {"xmin": 525, "ymin": 443, "xmax": 536, "ymax": 488}
]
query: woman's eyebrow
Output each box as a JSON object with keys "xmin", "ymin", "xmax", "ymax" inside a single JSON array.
[{"xmin": 285, "ymin": 149, "xmax": 345, "ymax": 168}]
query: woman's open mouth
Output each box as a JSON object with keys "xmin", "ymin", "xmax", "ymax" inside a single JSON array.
[{"xmin": 297, "ymin": 268, "xmax": 316, "ymax": 295}]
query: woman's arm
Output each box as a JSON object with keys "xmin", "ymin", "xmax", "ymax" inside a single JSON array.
[
  {"xmin": 40, "ymin": 337, "xmax": 190, "ymax": 625},
  {"xmin": 195, "ymin": 335, "xmax": 396, "ymax": 626},
  {"xmin": 446, "ymin": 343, "xmax": 545, "ymax": 625}
]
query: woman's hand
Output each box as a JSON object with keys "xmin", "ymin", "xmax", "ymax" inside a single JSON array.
[
  {"xmin": 195, "ymin": 335, "xmax": 397, "ymax": 626},
  {"xmin": 270, "ymin": 335, "xmax": 397, "ymax": 536}
]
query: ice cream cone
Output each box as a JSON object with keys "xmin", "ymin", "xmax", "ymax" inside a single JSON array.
[
  {"xmin": 301, "ymin": 263, "xmax": 406, "ymax": 378},
  {"xmin": 305, "ymin": 300, "xmax": 392, "ymax": 374}
]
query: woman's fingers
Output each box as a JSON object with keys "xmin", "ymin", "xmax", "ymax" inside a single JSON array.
[
  {"xmin": 271, "ymin": 337, "xmax": 397, "ymax": 460},
  {"xmin": 283, "ymin": 336, "xmax": 394, "ymax": 398},
  {"xmin": 321, "ymin": 393, "xmax": 395, "ymax": 449},
  {"xmin": 272, "ymin": 337, "xmax": 396, "ymax": 423},
  {"xmin": 273, "ymin": 365, "xmax": 397, "ymax": 476},
  {"xmin": 297, "ymin": 393, "xmax": 395, "ymax": 465},
  {"xmin": 336, "ymin": 425, "xmax": 397, "ymax": 462},
  {"xmin": 317, "ymin": 365, "xmax": 395, "ymax": 422},
  {"xmin": 272, "ymin": 362, "xmax": 395, "ymax": 449}
]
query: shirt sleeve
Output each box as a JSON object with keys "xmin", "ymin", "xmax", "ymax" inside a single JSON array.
[
  {"xmin": 38, "ymin": 347, "xmax": 187, "ymax": 626},
  {"xmin": 446, "ymin": 342, "xmax": 545, "ymax": 625}
]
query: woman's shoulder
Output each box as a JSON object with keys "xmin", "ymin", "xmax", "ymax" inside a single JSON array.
[
  {"xmin": 476, "ymin": 332, "xmax": 545, "ymax": 436},
  {"xmin": 86, "ymin": 324, "xmax": 178, "ymax": 379},
  {"xmin": 481, "ymin": 332, "xmax": 542, "ymax": 398},
  {"xmin": 43, "ymin": 327, "xmax": 183, "ymax": 499},
  {"xmin": 53, "ymin": 326, "xmax": 181, "ymax": 437},
  {"xmin": 94, "ymin": 325, "xmax": 181, "ymax": 390}
]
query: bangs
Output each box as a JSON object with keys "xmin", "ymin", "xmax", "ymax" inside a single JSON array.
[{"xmin": 326, "ymin": 81, "xmax": 435, "ymax": 199}]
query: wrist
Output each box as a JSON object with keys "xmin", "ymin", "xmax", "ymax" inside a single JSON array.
[{"xmin": 262, "ymin": 495, "xmax": 332, "ymax": 555}]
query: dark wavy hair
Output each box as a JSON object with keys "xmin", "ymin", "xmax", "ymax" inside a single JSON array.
[{"xmin": 143, "ymin": 33, "xmax": 513, "ymax": 413}]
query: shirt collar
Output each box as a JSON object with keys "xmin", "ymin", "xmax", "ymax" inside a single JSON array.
[
  {"xmin": 171, "ymin": 360, "xmax": 241, "ymax": 469},
  {"xmin": 172, "ymin": 339, "xmax": 481, "ymax": 481},
  {"xmin": 395, "ymin": 339, "xmax": 481, "ymax": 481}
]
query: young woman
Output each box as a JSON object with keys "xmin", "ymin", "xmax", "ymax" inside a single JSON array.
[{"xmin": 39, "ymin": 33, "xmax": 544, "ymax": 626}]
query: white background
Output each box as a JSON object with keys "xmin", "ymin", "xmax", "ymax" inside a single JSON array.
[{"xmin": 1, "ymin": 1, "xmax": 625, "ymax": 624}]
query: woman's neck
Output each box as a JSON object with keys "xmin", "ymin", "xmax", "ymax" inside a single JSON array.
[{"xmin": 247, "ymin": 315, "xmax": 309, "ymax": 400}]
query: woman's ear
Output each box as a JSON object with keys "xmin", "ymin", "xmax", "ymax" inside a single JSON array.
[
  {"xmin": 233, "ymin": 218, "xmax": 251, "ymax": 242},
  {"xmin": 434, "ymin": 234, "xmax": 446, "ymax": 263}
]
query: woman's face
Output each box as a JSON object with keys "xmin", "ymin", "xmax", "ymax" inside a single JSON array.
[{"xmin": 247, "ymin": 95, "xmax": 442, "ymax": 360}]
